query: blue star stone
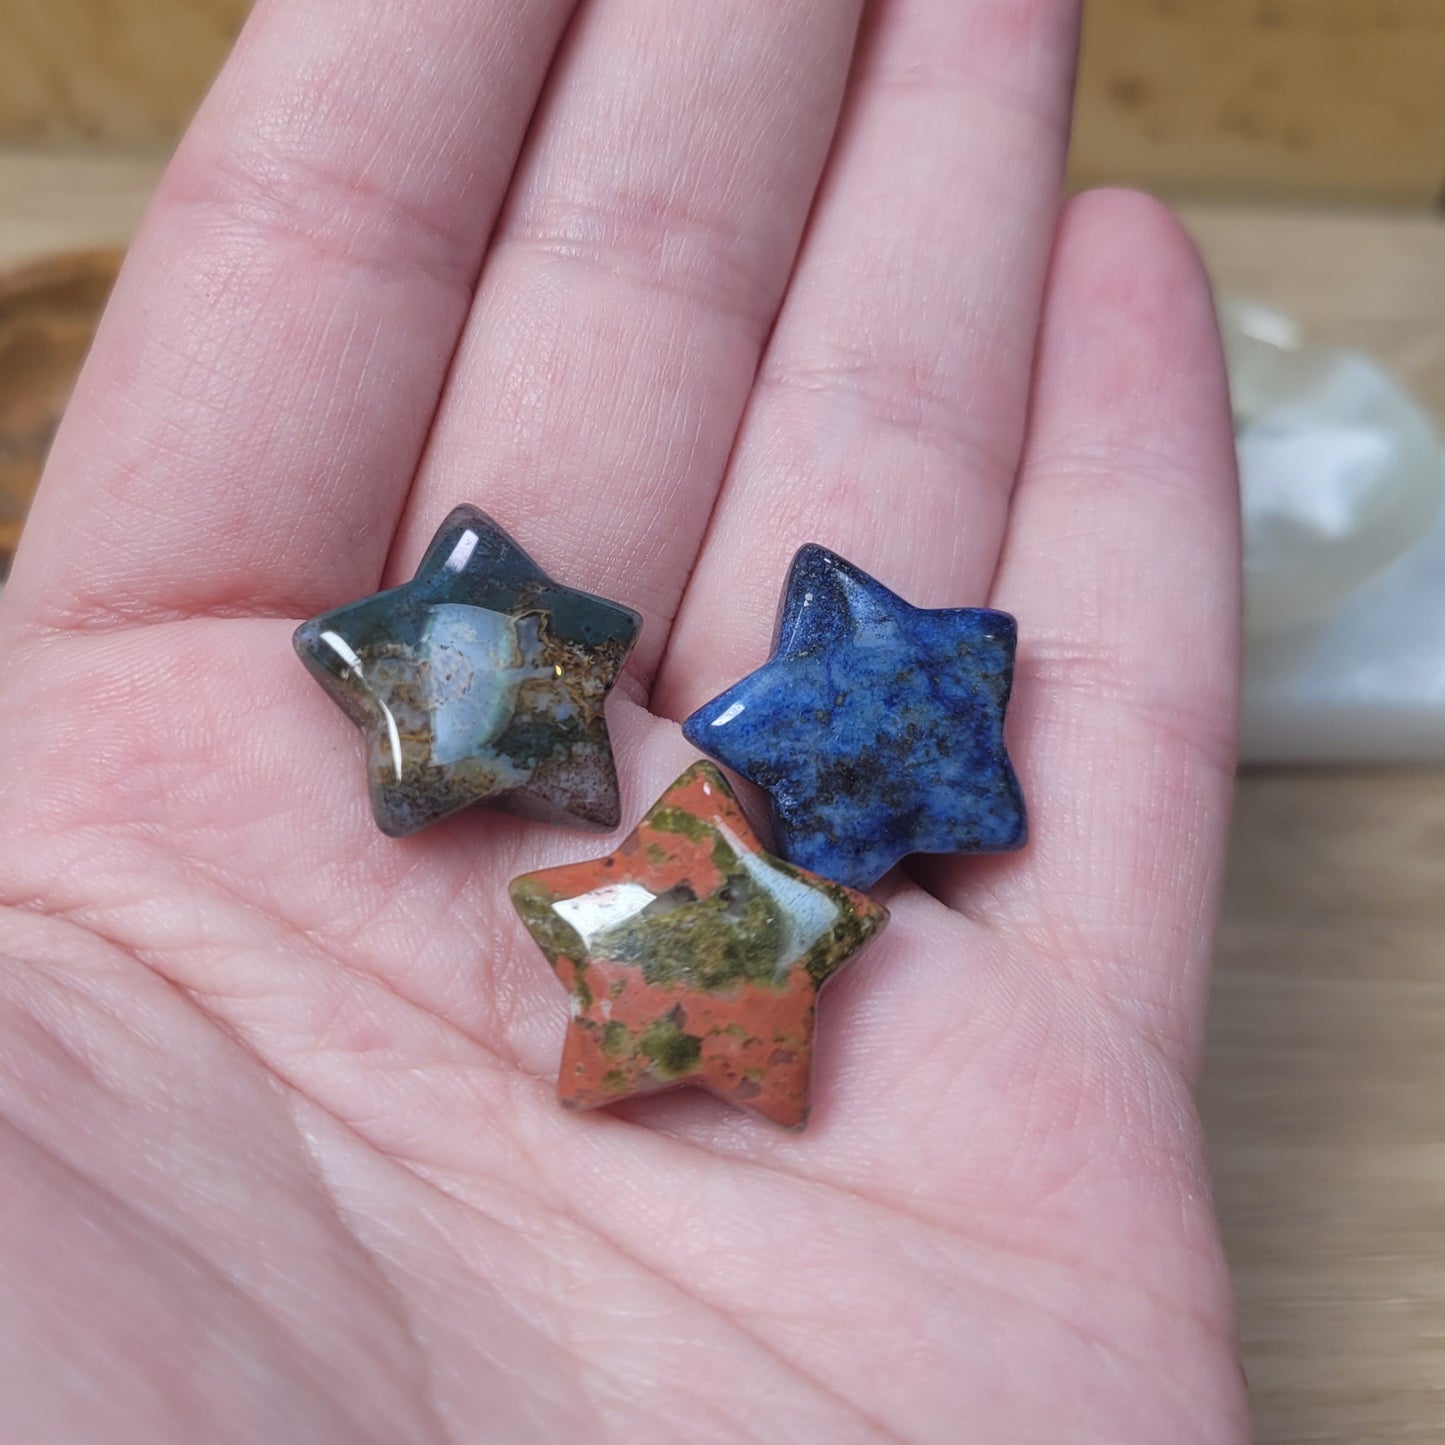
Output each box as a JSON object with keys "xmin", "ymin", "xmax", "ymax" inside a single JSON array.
[
  {"xmin": 681, "ymin": 545, "xmax": 1026, "ymax": 890},
  {"xmin": 295, "ymin": 506, "xmax": 641, "ymax": 837}
]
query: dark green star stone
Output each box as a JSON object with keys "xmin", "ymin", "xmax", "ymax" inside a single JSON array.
[{"xmin": 294, "ymin": 506, "xmax": 641, "ymax": 837}]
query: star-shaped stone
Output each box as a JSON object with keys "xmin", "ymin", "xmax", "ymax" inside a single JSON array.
[
  {"xmin": 682, "ymin": 544, "xmax": 1026, "ymax": 890},
  {"xmin": 295, "ymin": 506, "xmax": 640, "ymax": 837},
  {"xmin": 510, "ymin": 761, "xmax": 888, "ymax": 1128}
]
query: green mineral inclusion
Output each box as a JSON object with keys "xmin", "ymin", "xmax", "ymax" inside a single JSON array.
[
  {"xmin": 637, "ymin": 1017, "xmax": 704, "ymax": 1078},
  {"xmin": 509, "ymin": 880, "xmax": 588, "ymax": 970},
  {"xmin": 510, "ymin": 800, "xmax": 872, "ymax": 998}
]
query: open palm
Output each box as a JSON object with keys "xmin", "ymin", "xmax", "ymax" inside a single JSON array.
[{"xmin": 0, "ymin": 1, "xmax": 1247, "ymax": 1440}]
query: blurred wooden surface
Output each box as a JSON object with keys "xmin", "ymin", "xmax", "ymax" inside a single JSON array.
[
  {"xmin": 1076, "ymin": 0, "xmax": 1445, "ymax": 206},
  {"xmin": 3, "ymin": 152, "xmax": 1445, "ymax": 1445},
  {"xmin": 1181, "ymin": 204, "xmax": 1445, "ymax": 408},
  {"xmin": 0, "ymin": 151, "xmax": 158, "ymax": 268},
  {"xmin": 1, "ymin": 0, "xmax": 1443, "ymax": 206},
  {"xmin": 0, "ymin": 248, "xmax": 119, "ymax": 569},
  {"xmin": 0, "ymin": 0, "xmax": 246, "ymax": 146},
  {"xmin": 1208, "ymin": 773, "xmax": 1445, "ymax": 1443},
  {"xmin": 1185, "ymin": 196, "xmax": 1445, "ymax": 1443}
]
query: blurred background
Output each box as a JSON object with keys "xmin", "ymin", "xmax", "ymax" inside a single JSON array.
[{"xmin": 1, "ymin": 3, "xmax": 1442, "ymax": 1439}]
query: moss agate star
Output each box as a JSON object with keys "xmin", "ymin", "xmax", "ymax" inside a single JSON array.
[
  {"xmin": 510, "ymin": 762, "xmax": 888, "ymax": 1128},
  {"xmin": 682, "ymin": 545, "xmax": 1026, "ymax": 891},
  {"xmin": 294, "ymin": 506, "xmax": 641, "ymax": 837}
]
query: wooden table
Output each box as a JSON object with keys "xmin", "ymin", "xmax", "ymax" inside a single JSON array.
[
  {"xmin": 1210, "ymin": 773, "xmax": 1445, "ymax": 1441},
  {"xmin": 6, "ymin": 2, "xmax": 1444, "ymax": 206},
  {"xmin": 3, "ymin": 152, "xmax": 1444, "ymax": 1442},
  {"xmin": 1182, "ymin": 201, "xmax": 1445, "ymax": 1443}
]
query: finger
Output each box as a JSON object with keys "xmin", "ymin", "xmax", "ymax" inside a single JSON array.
[
  {"xmin": 391, "ymin": 0, "xmax": 864, "ymax": 685},
  {"xmin": 654, "ymin": 0, "xmax": 1081, "ymax": 717},
  {"xmin": 5, "ymin": 0, "xmax": 576, "ymax": 633},
  {"xmin": 970, "ymin": 189, "xmax": 1241, "ymax": 1074}
]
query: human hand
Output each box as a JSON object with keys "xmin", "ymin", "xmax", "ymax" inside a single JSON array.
[{"xmin": 0, "ymin": 1, "xmax": 1247, "ymax": 1439}]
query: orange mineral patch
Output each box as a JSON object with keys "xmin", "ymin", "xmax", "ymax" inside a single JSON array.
[{"xmin": 558, "ymin": 961, "xmax": 819, "ymax": 1129}]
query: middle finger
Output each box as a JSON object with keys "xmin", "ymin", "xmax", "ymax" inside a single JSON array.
[{"xmin": 392, "ymin": 0, "xmax": 866, "ymax": 686}]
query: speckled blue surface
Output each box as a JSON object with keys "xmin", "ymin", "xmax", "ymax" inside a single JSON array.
[{"xmin": 682, "ymin": 545, "xmax": 1026, "ymax": 890}]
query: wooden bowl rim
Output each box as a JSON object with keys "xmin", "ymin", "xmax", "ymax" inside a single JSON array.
[{"xmin": 0, "ymin": 247, "xmax": 125, "ymax": 313}]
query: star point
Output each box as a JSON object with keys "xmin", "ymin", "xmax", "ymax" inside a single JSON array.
[{"xmin": 510, "ymin": 761, "xmax": 889, "ymax": 1128}]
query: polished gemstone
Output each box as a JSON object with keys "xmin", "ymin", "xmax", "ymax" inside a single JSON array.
[
  {"xmin": 294, "ymin": 506, "xmax": 640, "ymax": 837},
  {"xmin": 682, "ymin": 544, "xmax": 1026, "ymax": 890},
  {"xmin": 510, "ymin": 761, "xmax": 888, "ymax": 1128}
]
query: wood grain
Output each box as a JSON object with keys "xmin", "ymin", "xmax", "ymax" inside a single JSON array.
[
  {"xmin": 1208, "ymin": 772, "xmax": 1445, "ymax": 1442},
  {"xmin": 3, "ymin": 152, "xmax": 1445, "ymax": 1443},
  {"xmin": 1074, "ymin": 0, "xmax": 1445, "ymax": 206},
  {"xmin": 1, "ymin": 1, "xmax": 1443, "ymax": 205},
  {"xmin": 0, "ymin": 0, "xmax": 246, "ymax": 145},
  {"xmin": 0, "ymin": 249, "xmax": 119, "ymax": 571},
  {"xmin": 0, "ymin": 150, "xmax": 160, "ymax": 270}
]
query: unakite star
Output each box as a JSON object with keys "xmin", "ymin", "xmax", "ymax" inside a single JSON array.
[
  {"xmin": 682, "ymin": 544, "xmax": 1026, "ymax": 890},
  {"xmin": 294, "ymin": 506, "xmax": 640, "ymax": 837},
  {"xmin": 510, "ymin": 762, "xmax": 888, "ymax": 1128}
]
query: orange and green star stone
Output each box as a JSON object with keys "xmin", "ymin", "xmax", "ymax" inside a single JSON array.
[{"xmin": 510, "ymin": 762, "xmax": 890, "ymax": 1128}]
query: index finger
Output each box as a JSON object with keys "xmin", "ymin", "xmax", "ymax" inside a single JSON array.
[{"xmin": 4, "ymin": 0, "xmax": 575, "ymax": 634}]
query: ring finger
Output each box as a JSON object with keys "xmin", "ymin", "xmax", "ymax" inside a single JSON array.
[{"xmin": 655, "ymin": 0, "xmax": 1082, "ymax": 717}]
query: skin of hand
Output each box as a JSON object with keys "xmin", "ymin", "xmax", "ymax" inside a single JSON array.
[{"xmin": 0, "ymin": 1, "xmax": 1248, "ymax": 1441}]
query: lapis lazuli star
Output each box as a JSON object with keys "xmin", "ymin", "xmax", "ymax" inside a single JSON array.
[
  {"xmin": 295, "ymin": 505, "xmax": 640, "ymax": 837},
  {"xmin": 682, "ymin": 544, "xmax": 1026, "ymax": 890}
]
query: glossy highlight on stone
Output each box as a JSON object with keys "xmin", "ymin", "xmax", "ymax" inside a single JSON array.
[
  {"xmin": 294, "ymin": 506, "xmax": 640, "ymax": 837},
  {"xmin": 682, "ymin": 544, "xmax": 1026, "ymax": 890},
  {"xmin": 510, "ymin": 761, "xmax": 888, "ymax": 1129}
]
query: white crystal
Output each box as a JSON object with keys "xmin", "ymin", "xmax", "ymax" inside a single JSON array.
[{"xmin": 1223, "ymin": 297, "xmax": 1443, "ymax": 638}]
